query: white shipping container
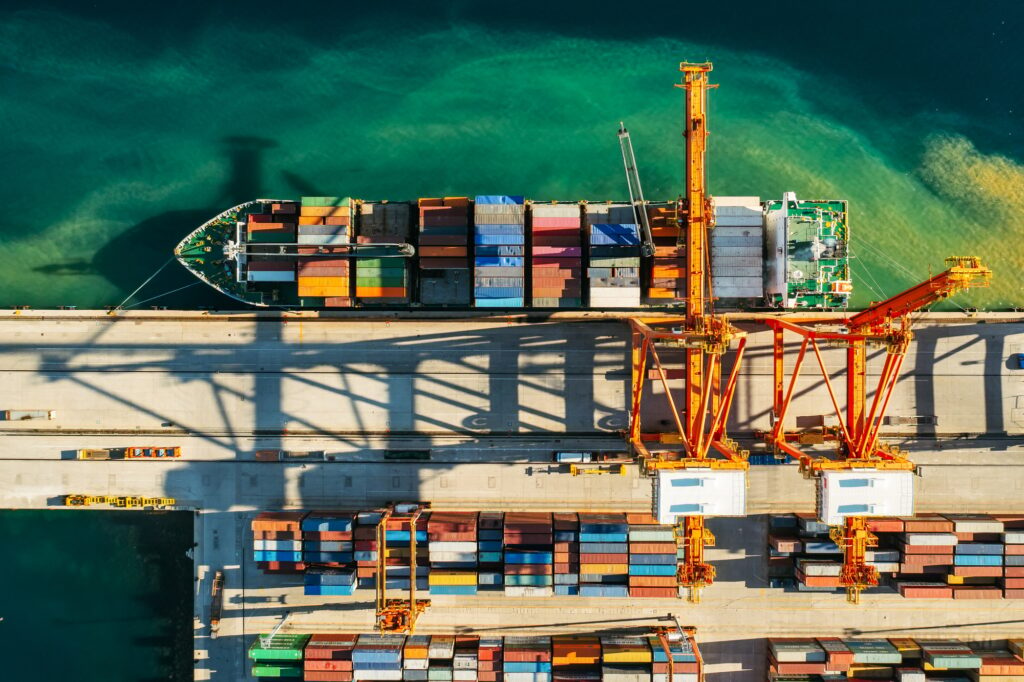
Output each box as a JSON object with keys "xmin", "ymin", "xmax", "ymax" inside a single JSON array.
[
  {"xmin": 653, "ymin": 675, "xmax": 699, "ymax": 682},
  {"xmin": 769, "ymin": 641, "xmax": 826, "ymax": 663},
  {"xmin": 714, "ymin": 196, "xmax": 761, "ymax": 214},
  {"xmin": 247, "ymin": 270, "xmax": 296, "ymax": 282},
  {"xmin": 798, "ymin": 560, "xmax": 842, "ymax": 577},
  {"xmin": 404, "ymin": 659, "xmax": 429, "ymax": 670},
  {"xmin": 532, "ymin": 204, "xmax": 580, "ymax": 218},
  {"xmin": 1005, "ymin": 532, "xmax": 1024, "ymax": 544},
  {"xmin": 711, "ymin": 246, "xmax": 760, "ymax": 257},
  {"xmin": 713, "ymin": 215, "xmax": 763, "ymax": 227},
  {"xmin": 503, "ymin": 586, "xmax": 554, "ymax": 597},
  {"xmin": 712, "ymin": 287, "xmax": 763, "ymax": 298},
  {"xmin": 253, "ymin": 539, "xmax": 302, "ymax": 551},
  {"xmin": 453, "ymin": 671, "xmax": 477, "ymax": 680},
  {"xmin": 944, "ymin": 515, "xmax": 1004, "ymax": 533},
  {"xmin": 904, "ymin": 533, "xmax": 958, "ymax": 546},
  {"xmin": 712, "ymin": 226, "xmax": 763, "ymax": 238},
  {"xmin": 895, "ymin": 669, "xmax": 926, "ymax": 682},
  {"xmin": 866, "ymin": 550, "xmax": 901, "ymax": 562},
  {"xmin": 505, "ymin": 674, "xmax": 550, "ymax": 682},
  {"xmin": 427, "ymin": 551, "xmax": 477, "ymax": 562},
  {"xmin": 711, "ymin": 256, "xmax": 762, "ymax": 268},
  {"xmin": 429, "ymin": 542, "xmax": 478, "ymax": 553},
  {"xmin": 869, "ymin": 562, "xmax": 901, "ymax": 573}
]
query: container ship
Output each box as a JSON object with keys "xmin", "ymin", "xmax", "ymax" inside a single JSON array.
[{"xmin": 174, "ymin": 192, "xmax": 851, "ymax": 311}]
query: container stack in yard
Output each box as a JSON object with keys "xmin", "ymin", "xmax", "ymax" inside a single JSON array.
[
  {"xmin": 302, "ymin": 512, "xmax": 356, "ymax": 596},
  {"xmin": 587, "ymin": 204, "xmax": 641, "ymax": 308},
  {"xmin": 297, "ymin": 197, "xmax": 353, "ymax": 306},
  {"xmin": 628, "ymin": 513, "xmax": 680, "ymax": 598},
  {"xmin": 767, "ymin": 513, "xmax": 1024, "ymax": 598},
  {"xmin": 428, "ymin": 511, "xmax": 479, "ymax": 596},
  {"xmin": 247, "ymin": 201, "xmax": 298, "ymax": 244},
  {"xmin": 304, "ymin": 634, "xmax": 357, "ymax": 682},
  {"xmin": 250, "ymin": 509, "xmax": 693, "ymax": 598},
  {"xmin": 767, "ymin": 636, "xmax": 1024, "ymax": 681},
  {"xmin": 418, "ymin": 197, "xmax": 472, "ymax": 305},
  {"xmin": 504, "ymin": 512, "xmax": 555, "ymax": 596},
  {"xmin": 248, "ymin": 633, "xmax": 309, "ymax": 679},
  {"xmin": 252, "ymin": 512, "xmax": 306, "ymax": 573},
  {"xmin": 711, "ymin": 197, "xmax": 764, "ymax": 301},
  {"xmin": 578, "ymin": 513, "xmax": 630, "ymax": 598},
  {"xmin": 250, "ymin": 633, "xmax": 703, "ymax": 681},
  {"xmin": 478, "ymin": 512, "xmax": 504, "ymax": 592},
  {"xmin": 530, "ymin": 203, "xmax": 583, "ymax": 307},
  {"xmin": 553, "ymin": 512, "xmax": 580, "ymax": 595},
  {"xmin": 473, "ymin": 195, "xmax": 526, "ymax": 307},
  {"xmin": 356, "ymin": 202, "xmax": 411, "ymax": 304},
  {"xmin": 645, "ymin": 203, "xmax": 686, "ymax": 301}
]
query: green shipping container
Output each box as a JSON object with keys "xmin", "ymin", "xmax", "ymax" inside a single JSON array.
[
  {"xmin": 251, "ymin": 663, "xmax": 304, "ymax": 678},
  {"xmin": 301, "ymin": 196, "xmax": 351, "ymax": 207},
  {"xmin": 248, "ymin": 634, "xmax": 310, "ymax": 662}
]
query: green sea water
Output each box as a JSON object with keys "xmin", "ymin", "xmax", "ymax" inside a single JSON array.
[
  {"xmin": 0, "ymin": 510, "xmax": 193, "ymax": 679},
  {"xmin": 0, "ymin": 5, "xmax": 1021, "ymax": 310}
]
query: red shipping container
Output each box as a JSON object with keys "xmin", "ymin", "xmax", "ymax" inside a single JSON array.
[
  {"xmin": 994, "ymin": 515, "xmax": 1024, "ymax": 529},
  {"xmin": 866, "ymin": 517, "xmax": 904, "ymax": 533},
  {"xmin": 770, "ymin": 659, "xmax": 827, "ymax": 675},
  {"xmin": 953, "ymin": 586, "xmax": 1002, "ymax": 599},
  {"xmin": 249, "ymin": 213, "xmax": 276, "ymax": 223},
  {"xmin": 1005, "ymin": 544, "xmax": 1024, "ymax": 555},
  {"xmin": 901, "ymin": 550, "xmax": 954, "ymax": 561},
  {"xmin": 478, "ymin": 674, "xmax": 498, "ymax": 682},
  {"xmin": 1005, "ymin": 589, "xmax": 1024, "ymax": 598},
  {"xmin": 628, "ymin": 576, "xmax": 678, "ymax": 587},
  {"xmin": 1006, "ymin": 567, "xmax": 1024, "ymax": 577},
  {"xmin": 629, "ymin": 587, "xmax": 678, "ymax": 598},
  {"xmin": 531, "ymin": 217, "xmax": 580, "ymax": 228},
  {"xmin": 323, "ymin": 297, "xmax": 352, "ymax": 307},
  {"xmin": 902, "ymin": 515, "xmax": 954, "ymax": 533},
  {"xmin": 577, "ymin": 553, "xmax": 628, "ymax": 563},
  {"xmin": 322, "ymin": 216, "xmax": 351, "ymax": 226},
  {"xmin": 505, "ymin": 564, "xmax": 553, "ymax": 575},
  {"xmin": 304, "ymin": 672, "xmax": 352, "ymax": 682},
  {"xmin": 305, "ymin": 660, "xmax": 355, "ymax": 671},
  {"xmin": 420, "ymin": 247, "xmax": 468, "ymax": 257},
  {"xmin": 257, "ymin": 562, "xmax": 306, "ymax": 573},
  {"xmin": 797, "ymin": 572, "xmax": 842, "ymax": 588},
  {"xmin": 629, "ymin": 542, "xmax": 678, "ymax": 554},
  {"xmin": 1003, "ymin": 578, "xmax": 1024, "ymax": 588}
]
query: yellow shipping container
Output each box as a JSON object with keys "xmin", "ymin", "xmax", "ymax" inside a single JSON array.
[
  {"xmin": 404, "ymin": 645, "xmax": 429, "ymax": 659},
  {"xmin": 888, "ymin": 638, "xmax": 920, "ymax": 659},
  {"xmin": 601, "ymin": 647, "xmax": 651, "ymax": 664},
  {"xmin": 300, "ymin": 205, "xmax": 351, "ymax": 217},
  {"xmin": 428, "ymin": 571, "xmax": 477, "ymax": 586},
  {"xmin": 297, "ymin": 286, "xmax": 350, "ymax": 297},
  {"xmin": 578, "ymin": 563, "xmax": 628, "ymax": 574}
]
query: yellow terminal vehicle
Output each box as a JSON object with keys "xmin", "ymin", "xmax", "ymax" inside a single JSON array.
[
  {"xmin": 63, "ymin": 495, "xmax": 176, "ymax": 508},
  {"xmin": 76, "ymin": 446, "xmax": 181, "ymax": 460}
]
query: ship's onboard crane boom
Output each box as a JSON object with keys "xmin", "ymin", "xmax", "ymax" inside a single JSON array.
[
  {"xmin": 624, "ymin": 62, "xmax": 746, "ymax": 604},
  {"xmin": 763, "ymin": 255, "xmax": 992, "ymax": 603},
  {"xmin": 617, "ymin": 123, "xmax": 656, "ymax": 257}
]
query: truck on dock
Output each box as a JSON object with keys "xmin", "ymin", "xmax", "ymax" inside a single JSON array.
[
  {"xmin": 3, "ymin": 409, "xmax": 55, "ymax": 420},
  {"xmin": 76, "ymin": 446, "xmax": 181, "ymax": 460}
]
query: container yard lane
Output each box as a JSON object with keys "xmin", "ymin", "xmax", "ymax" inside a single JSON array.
[{"xmin": 0, "ymin": 310, "xmax": 1023, "ymax": 681}]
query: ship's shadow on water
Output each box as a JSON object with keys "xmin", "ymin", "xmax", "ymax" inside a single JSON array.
[{"xmin": 32, "ymin": 136, "xmax": 287, "ymax": 309}]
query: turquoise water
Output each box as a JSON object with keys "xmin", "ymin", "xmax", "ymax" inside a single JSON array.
[
  {"xmin": 0, "ymin": 6, "xmax": 1021, "ymax": 310},
  {"xmin": 0, "ymin": 510, "xmax": 193, "ymax": 679}
]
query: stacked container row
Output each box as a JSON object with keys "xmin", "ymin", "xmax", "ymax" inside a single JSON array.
[
  {"xmin": 428, "ymin": 511, "xmax": 479, "ymax": 596},
  {"xmin": 531, "ymin": 203, "xmax": 583, "ymax": 307},
  {"xmin": 356, "ymin": 203, "xmax": 411, "ymax": 304},
  {"xmin": 419, "ymin": 197, "xmax": 472, "ymax": 305},
  {"xmin": 767, "ymin": 512, "xmax": 1024, "ymax": 598},
  {"xmin": 252, "ymin": 633, "xmax": 702, "ymax": 682},
  {"xmin": 252, "ymin": 511, "xmax": 306, "ymax": 573},
  {"xmin": 767, "ymin": 636, "xmax": 1024, "ymax": 681},
  {"xmin": 710, "ymin": 197, "xmax": 763, "ymax": 300},
  {"xmin": 474, "ymin": 195, "xmax": 526, "ymax": 307},
  {"xmin": 297, "ymin": 197, "xmax": 353, "ymax": 305},
  {"xmin": 586, "ymin": 204, "xmax": 641, "ymax": 308},
  {"xmin": 252, "ymin": 509, "xmax": 682, "ymax": 598},
  {"xmin": 645, "ymin": 203, "xmax": 685, "ymax": 301}
]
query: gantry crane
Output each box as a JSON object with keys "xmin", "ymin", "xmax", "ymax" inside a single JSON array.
[
  {"xmin": 375, "ymin": 503, "xmax": 431, "ymax": 633},
  {"xmin": 651, "ymin": 618, "xmax": 704, "ymax": 682},
  {"xmin": 762, "ymin": 256, "xmax": 992, "ymax": 602},
  {"xmin": 625, "ymin": 62, "xmax": 748, "ymax": 603}
]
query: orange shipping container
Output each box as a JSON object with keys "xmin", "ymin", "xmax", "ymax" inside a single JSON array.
[
  {"xmin": 420, "ymin": 246, "xmax": 468, "ymax": 257},
  {"xmin": 297, "ymin": 276, "xmax": 349, "ymax": 287},
  {"xmin": 443, "ymin": 196, "xmax": 469, "ymax": 207},
  {"xmin": 299, "ymin": 286, "xmax": 350, "ymax": 297},
  {"xmin": 301, "ymin": 205, "xmax": 351, "ymax": 217},
  {"xmin": 299, "ymin": 216, "xmax": 325, "ymax": 225}
]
